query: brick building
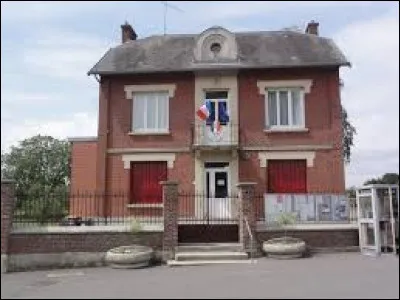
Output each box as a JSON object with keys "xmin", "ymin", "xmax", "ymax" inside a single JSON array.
[{"xmin": 69, "ymin": 21, "xmax": 350, "ymax": 226}]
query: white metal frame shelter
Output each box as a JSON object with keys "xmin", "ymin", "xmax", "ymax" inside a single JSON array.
[{"xmin": 356, "ymin": 184, "xmax": 399, "ymax": 256}]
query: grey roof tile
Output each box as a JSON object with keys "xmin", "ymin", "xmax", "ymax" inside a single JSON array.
[{"xmin": 88, "ymin": 30, "xmax": 350, "ymax": 75}]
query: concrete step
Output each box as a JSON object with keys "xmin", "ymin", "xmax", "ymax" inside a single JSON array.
[
  {"xmin": 176, "ymin": 243, "xmax": 243, "ymax": 253},
  {"xmin": 175, "ymin": 251, "xmax": 248, "ymax": 261},
  {"xmin": 167, "ymin": 259, "xmax": 256, "ymax": 267}
]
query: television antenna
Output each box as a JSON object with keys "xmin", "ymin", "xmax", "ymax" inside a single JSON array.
[{"xmin": 161, "ymin": 1, "xmax": 184, "ymax": 35}]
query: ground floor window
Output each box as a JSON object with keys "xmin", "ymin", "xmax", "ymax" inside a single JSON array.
[
  {"xmin": 130, "ymin": 161, "xmax": 167, "ymax": 204},
  {"xmin": 267, "ymin": 159, "xmax": 307, "ymax": 193}
]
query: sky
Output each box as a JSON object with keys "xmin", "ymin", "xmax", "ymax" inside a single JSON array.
[{"xmin": 1, "ymin": 1, "xmax": 399, "ymax": 188}]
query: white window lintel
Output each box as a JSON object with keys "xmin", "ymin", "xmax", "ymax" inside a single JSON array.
[
  {"xmin": 257, "ymin": 79, "xmax": 313, "ymax": 95},
  {"xmin": 124, "ymin": 84, "xmax": 176, "ymax": 99},
  {"xmin": 258, "ymin": 151, "xmax": 315, "ymax": 168},
  {"xmin": 122, "ymin": 153, "xmax": 176, "ymax": 169}
]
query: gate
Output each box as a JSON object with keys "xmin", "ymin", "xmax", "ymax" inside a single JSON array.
[{"xmin": 177, "ymin": 192, "xmax": 239, "ymax": 243}]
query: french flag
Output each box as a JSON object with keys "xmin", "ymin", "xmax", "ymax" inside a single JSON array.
[
  {"xmin": 213, "ymin": 120, "xmax": 222, "ymax": 135},
  {"xmin": 196, "ymin": 101, "xmax": 211, "ymax": 121}
]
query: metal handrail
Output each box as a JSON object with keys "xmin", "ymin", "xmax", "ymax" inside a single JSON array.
[{"xmin": 244, "ymin": 216, "xmax": 255, "ymax": 263}]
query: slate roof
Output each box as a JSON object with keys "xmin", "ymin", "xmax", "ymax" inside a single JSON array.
[{"xmin": 88, "ymin": 30, "xmax": 350, "ymax": 75}]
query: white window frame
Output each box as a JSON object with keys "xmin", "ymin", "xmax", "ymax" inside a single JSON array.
[
  {"xmin": 124, "ymin": 84, "xmax": 176, "ymax": 135},
  {"xmin": 265, "ymin": 88, "xmax": 305, "ymax": 130},
  {"xmin": 132, "ymin": 91, "xmax": 169, "ymax": 133},
  {"xmin": 257, "ymin": 79, "xmax": 312, "ymax": 132}
]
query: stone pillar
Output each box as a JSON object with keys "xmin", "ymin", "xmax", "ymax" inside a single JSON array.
[
  {"xmin": 161, "ymin": 181, "xmax": 179, "ymax": 261},
  {"xmin": 237, "ymin": 182, "xmax": 258, "ymax": 255},
  {"xmin": 1, "ymin": 179, "xmax": 16, "ymax": 273}
]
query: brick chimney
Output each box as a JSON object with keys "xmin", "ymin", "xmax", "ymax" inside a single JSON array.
[
  {"xmin": 305, "ymin": 20, "xmax": 319, "ymax": 35},
  {"xmin": 121, "ymin": 21, "xmax": 137, "ymax": 43}
]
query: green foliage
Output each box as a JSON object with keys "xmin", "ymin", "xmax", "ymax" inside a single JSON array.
[
  {"xmin": 346, "ymin": 186, "xmax": 356, "ymax": 198},
  {"xmin": 2, "ymin": 135, "xmax": 71, "ymax": 223},
  {"xmin": 341, "ymin": 106, "xmax": 356, "ymax": 164},
  {"xmin": 13, "ymin": 186, "xmax": 69, "ymax": 224},
  {"xmin": 364, "ymin": 173, "xmax": 399, "ymax": 185},
  {"xmin": 276, "ymin": 212, "xmax": 297, "ymax": 227},
  {"xmin": 1, "ymin": 135, "xmax": 70, "ymax": 195},
  {"xmin": 129, "ymin": 218, "xmax": 143, "ymax": 233},
  {"xmin": 276, "ymin": 212, "xmax": 297, "ymax": 238}
]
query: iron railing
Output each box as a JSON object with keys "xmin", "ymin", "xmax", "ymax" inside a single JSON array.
[
  {"xmin": 177, "ymin": 192, "xmax": 239, "ymax": 224},
  {"xmin": 192, "ymin": 123, "xmax": 239, "ymax": 148},
  {"xmin": 13, "ymin": 191, "xmax": 163, "ymax": 228}
]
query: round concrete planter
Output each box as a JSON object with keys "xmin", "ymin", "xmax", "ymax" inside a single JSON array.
[
  {"xmin": 105, "ymin": 245, "xmax": 154, "ymax": 269},
  {"xmin": 262, "ymin": 237, "xmax": 306, "ymax": 259}
]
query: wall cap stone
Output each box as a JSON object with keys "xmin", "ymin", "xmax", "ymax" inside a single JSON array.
[
  {"xmin": 160, "ymin": 181, "xmax": 179, "ymax": 186},
  {"xmin": 236, "ymin": 182, "xmax": 257, "ymax": 187},
  {"xmin": 11, "ymin": 225, "xmax": 163, "ymax": 234},
  {"xmin": 256, "ymin": 222, "xmax": 358, "ymax": 232},
  {"xmin": 1, "ymin": 179, "xmax": 16, "ymax": 184}
]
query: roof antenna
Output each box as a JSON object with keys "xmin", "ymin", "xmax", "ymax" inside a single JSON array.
[{"xmin": 161, "ymin": 1, "xmax": 183, "ymax": 36}]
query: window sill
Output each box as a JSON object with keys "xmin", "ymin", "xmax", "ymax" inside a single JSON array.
[
  {"xmin": 128, "ymin": 131, "xmax": 171, "ymax": 136},
  {"xmin": 126, "ymin": 203, "xmax": 164, "ymax": 208},
  {"xmin": 264, "ymin": 127, "xmax": 309, "ymax": 133}
]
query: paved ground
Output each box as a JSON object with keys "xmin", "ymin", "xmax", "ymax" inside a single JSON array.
[{"xmin": 1, "ymin": 253, "xmax": 399, "ymax": 299}]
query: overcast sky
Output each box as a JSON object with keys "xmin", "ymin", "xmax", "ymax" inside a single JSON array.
[{"xmin": 1, "ymin": 1, "xmax": 399, "ymax": 188}]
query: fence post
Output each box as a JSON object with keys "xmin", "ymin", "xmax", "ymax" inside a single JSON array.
[
  {"xmin": 237, "ymin": 182, "xmax": 258, "ymax": 255},
  {"xmin": 1, "ymin": 179, "xmax": 16, "ymax": 273},
  {"xmin": 161, "ymin": 181, "xmax": 179, "ymax": 261}
]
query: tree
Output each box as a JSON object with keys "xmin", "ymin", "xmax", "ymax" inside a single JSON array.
[
  {"xmin": 364, "ymin": 173, "xmax": 399, "ymax": 185},
  {"xmin": 340, "ymin": 78, "xmax": 357, "ymax": 164},
  {"xmin": 1, "ymin": 135, "xmax": 71, "ymax": 223},
  {"xmin": 345, "ymin": 186, "xmax": 357, "ymax": 198},
  {"xmin": 342, "ymin": 105, "xmax": 356, "ymax": 164}
]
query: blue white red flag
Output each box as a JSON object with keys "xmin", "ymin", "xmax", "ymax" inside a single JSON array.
[{"xmin": 196, "ymin": 100, "xmax": 211, "ymax": 121}]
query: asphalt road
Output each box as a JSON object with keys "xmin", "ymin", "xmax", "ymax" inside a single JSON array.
[{"xmin": 1, "ymin": 253, "xmax": 399, "ymax": 299}]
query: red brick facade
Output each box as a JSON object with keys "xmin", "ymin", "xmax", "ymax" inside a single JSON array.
[
  {"xmin": 69, "ymin": 67, "xmax": 345, "ymax": 216},
  {"xmin": 70, "ymin": 141, "xmax": 98, "ymax": 193}
]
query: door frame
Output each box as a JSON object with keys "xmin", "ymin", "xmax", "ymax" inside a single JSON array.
[{"xmin": 203, "ymin": 164, "xmax": 231, "ymax": 219}]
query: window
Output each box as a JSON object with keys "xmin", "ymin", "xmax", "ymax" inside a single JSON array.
[
  {"xmin": 130, "ymin": 162, "xmax": 167, "ymax": 204},
  {"xmin": 265, "ymin": 88, "xmax": 304, "ymax": 129},
  {"xmin": 132, "ymin": 91, "xmax": 169, "ymax": 132},
  {"xmin": 267, "ymin": 160, "xmax": 307, "ymax": 193},
  {"xmin": 205, "ymin": 91, "xmax": 229, "ymax": 125}
]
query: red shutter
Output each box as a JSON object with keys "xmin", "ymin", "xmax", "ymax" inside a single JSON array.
[
  {"xmin": 130, "ymin": 162, "xmax": 167, "ymax": 203},
  {"xmin": 267, "ymin": 160, "xmax": 307, "ymax": 193}
]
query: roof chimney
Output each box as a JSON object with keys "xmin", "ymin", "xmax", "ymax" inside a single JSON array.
[
  {"xmin": 305, "ymin": 20, "xmax": 319, "ymax": 35},
  {"xmin": 121, "ymin": 21, "xmax": 137, "ymax": 43}
]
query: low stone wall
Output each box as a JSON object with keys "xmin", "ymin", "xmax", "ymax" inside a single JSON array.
[
  {"xmin": 256, "ymin": 225, "xmax": 359, "ymax": 255},
  {"xmin": 7, "ymin": 230, "xmax": 163, "ymax": 272}
]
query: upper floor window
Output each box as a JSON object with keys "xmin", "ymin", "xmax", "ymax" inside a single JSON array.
[
  {"xmin": 265, "ymin": 88, "xmax": 305, "ymax": 129},
  {"xmin": 132, "ymin": 91, "xmax": 169, "ymax": 133},
  {"xmin": 205, "ymin": 91, "xmax": 229, "ymax": 125}
]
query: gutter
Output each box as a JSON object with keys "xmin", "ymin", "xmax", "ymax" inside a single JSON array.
[{"xmin": 87, "ymin": 62, "xmax": 351, "ymax": 76}]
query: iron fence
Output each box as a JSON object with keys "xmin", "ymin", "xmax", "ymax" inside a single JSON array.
[
  {"xmin": 13, "ymin": 191, "xmax": 163, "ymax": 228},
  {"xmin": 177, "ymin": 192, "xmax": 239, "ymax": 224}
]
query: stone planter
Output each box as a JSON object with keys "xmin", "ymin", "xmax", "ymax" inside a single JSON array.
[
  {"xmin": 105, "ymin": 245, "xmax": 154, "ymax": 269},
  {"xmin": 262, "ymin": 237, "xmax": 306, "ymax": 259}
]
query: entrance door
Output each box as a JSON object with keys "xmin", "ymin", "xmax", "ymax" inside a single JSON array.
[{"xmin": 205, "ymin": 164, "xmax": 232, "ymax": 220}]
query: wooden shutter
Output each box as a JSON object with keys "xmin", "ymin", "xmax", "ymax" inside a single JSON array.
[
  {"xmin": 267, "ymin": 160, "xmax": 307, "ymax": 193},
  {"xmin": 130, "ymin": 162, "xmax": 167, "ymax": 203}
]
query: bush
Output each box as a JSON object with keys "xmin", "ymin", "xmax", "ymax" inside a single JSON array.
[
  {"xmin": 15, "ymin": 191, "xmax": 68, "ymax": 224},
  {"xmin": 276, "ymin": 212, "xmax": 297, "ymax": 238}
]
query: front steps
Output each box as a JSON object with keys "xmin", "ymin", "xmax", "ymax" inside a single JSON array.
[{"xmin": 167, "ymin": 243, "xmax": 257, "ymax": 266}]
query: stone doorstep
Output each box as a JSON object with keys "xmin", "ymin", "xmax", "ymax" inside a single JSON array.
[
  {"xmin": 167, "ymin": 260, "xmax": 256, "ymax": 266},
  {"xmin": 175, "ymin": 251, "xmax": 248, "ymax": 261},
  {"xmin": 176, "ymin": 243, "xmax": 243, "ymax": 252}
]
